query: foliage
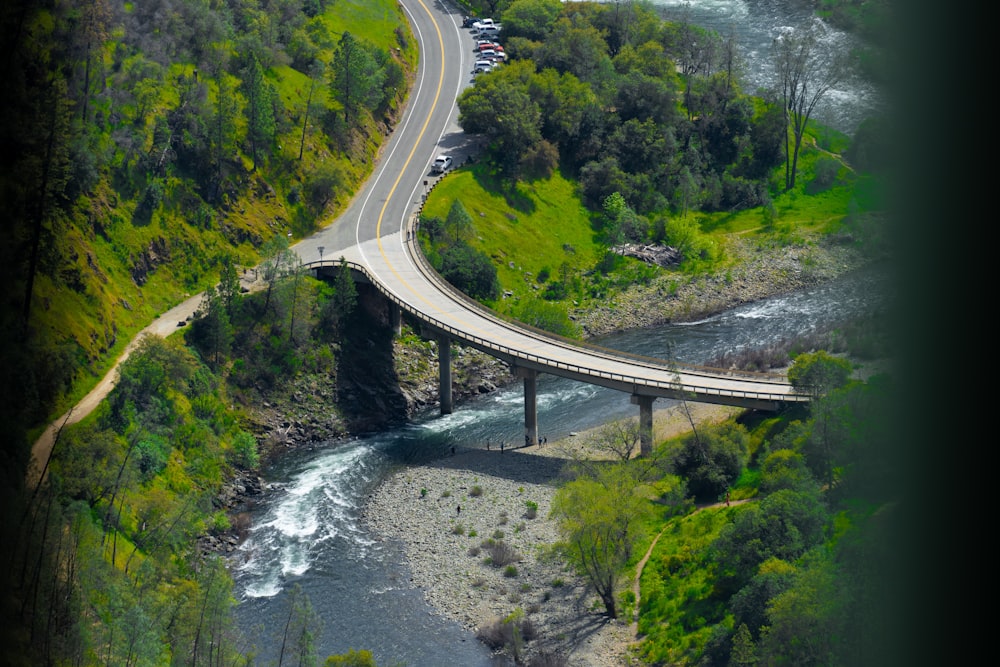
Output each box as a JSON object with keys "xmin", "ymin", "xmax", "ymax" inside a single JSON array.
[
  {"xmin": 325, "ymin": 648, "xmax": 379, "ymax": 666},
  {"xmin": 665, "ymin": 420, "xmax": 750, "ymax": 503},
  {"xmin": 4, "ymin": 0, "xmax": 415, "ymax": 447},
  {"xmin": 711, "ymin": 489, "xmax": 829, "ymax": 591},
  {"xmin": 550, "ymin": 461, "xmax": 653, "ymax": 617},
  {"xmin": 787, "ymin": 349, "xmax": 854, "ymax": 398}
]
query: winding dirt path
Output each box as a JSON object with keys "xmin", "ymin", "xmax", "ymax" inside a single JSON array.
[
  {"xmin": 627, "ymin": 498, "xmax": 752, "ymax": 638},
  {"xmin": 26, "ymin": 293, "xmax": 207, "ymax": 488}
]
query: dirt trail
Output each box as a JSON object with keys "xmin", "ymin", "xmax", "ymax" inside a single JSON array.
[
  {"xmin": 627, "ymin": 497, "xmax": 751, "ymax": 639},
  {"xmin": 27, "ymin": 293, "xmax": 208, "ymax": 488}
]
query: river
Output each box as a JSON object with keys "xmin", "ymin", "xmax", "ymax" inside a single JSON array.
[
  {"xmin": 230, "ymin": 263, "xmax": 890, "ymax": 666},
  {"xmin": 230, "ymin": 2, "xmax": 886, "ymax": 664},
  {"xmin": 647, "ymin": 0, "xmax": 881, "ymax": 135}
]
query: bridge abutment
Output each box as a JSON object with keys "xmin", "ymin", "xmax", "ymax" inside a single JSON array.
[
  {"xmin": 514, "ymin": 367, "xmax": 538, "ymax": 447},
  {"xmin": 632, "ymin": 394, "xmax": 655, "ymax": 457}
]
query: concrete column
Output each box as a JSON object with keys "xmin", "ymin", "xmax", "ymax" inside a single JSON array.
[
  {"xmin": 632, "ymin": 394, "xmax": 655, "ymax": 457},
  {"xmin": 388, "ymin": 302, "xmax": 401, "ymax": 336},
  {"xmin": 438, "ymin": 335, "xmax": 452, "ymax": 415},
  {"xmin": 515, "ymin": 367, "xmax": 538, "ymax": 447}
]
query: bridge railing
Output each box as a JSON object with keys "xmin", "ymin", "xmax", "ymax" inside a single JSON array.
[{"xmin": 305, "ymin": 254, "xmax": 809, "ymax": 405}]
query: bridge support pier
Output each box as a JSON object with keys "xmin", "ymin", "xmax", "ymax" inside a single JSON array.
[
  {"xmin": 632, "ymin": 394, "xmax": 655, "ymax": 457},
  {"xmin": 514, "ymin": 367, "xmax": 538, "ymax": 447},
  {"xmin": 438, "ymin": 335, "xmax": 452, "ymax": 415}
]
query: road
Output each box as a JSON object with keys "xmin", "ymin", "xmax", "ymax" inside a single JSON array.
[{"xmin": 29, "ymin": 0, "xmax": 807, "ymax": 486}]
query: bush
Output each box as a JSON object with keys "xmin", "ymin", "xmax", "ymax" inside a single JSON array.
[
  {"xmin": 483, "ymin": 539, "xmax": 520, "ymax": 567},
  {"xmin": 524, "ymin": 501, "xmax": 538, "ymax": 519},
  {"xmin": 504, "ymin": 565, "xmax": 518, "ymax": 578},
  {"xmin": 470, "ymin": 485, "xmax": 484, "ymax": 497}
]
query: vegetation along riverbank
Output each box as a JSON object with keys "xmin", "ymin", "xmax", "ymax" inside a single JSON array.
[{"xmin": 1, "ymin": 0, "xmax": 906, "ymax": 665}]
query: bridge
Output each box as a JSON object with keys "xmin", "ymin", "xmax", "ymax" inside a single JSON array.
[{"xmin": 291, "ymin": 0, "xmax": 810, "ymax": 454}]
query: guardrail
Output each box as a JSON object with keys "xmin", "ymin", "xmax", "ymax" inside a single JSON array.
[{"xmin": 305, "ymin": 254, "xmax": 811, "ymax": 406}]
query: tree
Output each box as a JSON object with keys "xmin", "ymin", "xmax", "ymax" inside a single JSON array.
[
  {"xmin": 711, "ymin": 489, "xmax": 828, "ymax": 590},
  {"xmin": 551, "ymin": 462, "xmax": 652, "ymax": 617},
  {"xmin": 772, "ymin": 25, "xmax": 844, "ymax": 190},
  {"xmin": 325, "ymin": 649, "xmax": 378, "ymax": 666},
  {"xmin": 787, "ymin": 350, "xmax": 853, "ymax": 399},
  {"xmin": 667, "ymin": 420, "xmax": 748, "ymax": 502},
  {"xmin": 300, "ymin": 60, "xmax": 326, "ymax": 160},
  {"xmin": 242, "ymin": 52, "xmax": 277, "ymax": 171},
  {"xmin": 457, "ymin": 62, "xmax": 542, "ymax": 173},
  {"xmin": 501, "ymin": 0, "xmax": 563, "ymax": 42},
  {"xmin": 330, "ymin": 32, "xmax": 384, "ymax": 124},
  {"xmin": 277, "ymin": 583, "xmax": 320, "ymax": 667},
  {"xmin": 586, "ymin": 417, "xmax": 642, "ymax": 462}
]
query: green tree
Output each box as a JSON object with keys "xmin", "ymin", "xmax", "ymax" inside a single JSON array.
[
  {"xmin": 188, "ymin": 284, "xmax": 234, "ymax": 368},
  {"xmin": 439, "ymin": 242, "xmax": 501, "ymax": 301},
  {"xmin": 712, "ymin": 489, "xmax": 828, "ymax": 590},
  {"xmin": 730, "ymin": 622, "xmax": 758, "ymax": 666},
  {"xmin": 330, "ymin": 32, "xmax": 385, "ymax": 124},
  {"xmin": 667, "ymin": 420, "xmax": 749, "ymax": 502},
  {"xmin": 758, "ymin": 448, "xmax": 818, "ymax": 495},
  {"xmin": 457, "ymin": 61, "xmax": 542, "ymax": 173},
  {"xmin": 242, "ymin": 52, "xmax": 277, "ymax": 171},
  {"xmin": 787, "ymin": 350, "xmax": 853, "ymax": 399},
  {"xmin": 756, "ymin": 550, "xmax": 845, "ymax": 666},
  {"xmin": 728, "ymin": 557, "xmax": 796, "ymax": 641},
  {"xmin": 501, "ymin": 0, "xmax": 563, "ymax": 42},
  {"xmin": 551, "ymin": 462, "xmax": 652, "ymax": 617},
  {"xmin": 277, "ymin": 583, "xmax": 321, "ymax": 667}
]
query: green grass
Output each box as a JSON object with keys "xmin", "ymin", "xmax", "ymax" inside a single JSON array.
[
  {"xmin": 636, "ymin": 506, "xmax": 741, "ymax": 664},
  {"xmin": 424, "ymin": 120, "xmax": 880, "ymax": 325},
  {"xmin": 423, "ymin": 166, "xmax": 602, "ymax": 317}
]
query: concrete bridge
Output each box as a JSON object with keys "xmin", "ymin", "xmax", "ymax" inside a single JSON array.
[
  {"xmin": 308, "ymin": 237, "xmax": 807, "ymax": 456},
  {"xmin": 291, "ymin": 0, "xmax": 810, "ymax": 455}
]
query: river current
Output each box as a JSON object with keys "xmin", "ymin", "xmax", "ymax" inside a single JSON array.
[
  {"xmin": 231, "ymin": 2, "xmax": 886, "ymax": 664},
  {"xmin": 230, "ymin": 264, "xmax": 891, "ymax": 666}
]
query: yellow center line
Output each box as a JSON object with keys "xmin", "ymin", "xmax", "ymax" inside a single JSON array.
[{"xmin": 372, "ymin": 2, "xmax": 512, "ymax": 345}]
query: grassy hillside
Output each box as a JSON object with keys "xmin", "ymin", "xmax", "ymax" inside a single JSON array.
[
  {"xmin": 423, "ymin": 123, "xmax": 886, "ymax": 332},
  {"xmin": 4, "ymin": 0, "xmax": 417, "ymax": 441}
]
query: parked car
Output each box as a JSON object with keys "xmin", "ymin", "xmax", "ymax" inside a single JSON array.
[
  {"xmin": 472, "ymin": 60, "xmax": 493, "ymax": 74},
  {"xmin": 462, "ymin": 15, "xmax": 478, "ymax": 28},
  {"xmin": 430, "ymin": 155, "xmax": 454, "ymax": 174}
]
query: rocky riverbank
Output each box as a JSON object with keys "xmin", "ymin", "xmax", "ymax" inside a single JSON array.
[{"xmin": 361, "ymin": 402, "xmax": 742, "ymax": 666}]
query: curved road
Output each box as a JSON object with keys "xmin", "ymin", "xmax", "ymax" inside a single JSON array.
[
  {"xmin": 293, "ymin": 0, "xmax": 808, "ymax": 411},
  {"xmin": 29, "ymin": 0, "xmax": 806, "ymax": 486}
]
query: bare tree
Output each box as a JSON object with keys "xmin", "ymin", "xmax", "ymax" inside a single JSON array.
[
  {"xmin": 772, "ymin": 23, "xmax": 844, "ymax": 191},
  {"xmin": 586, "ymin": 417, "xmax": 642, "ymax": 462}
]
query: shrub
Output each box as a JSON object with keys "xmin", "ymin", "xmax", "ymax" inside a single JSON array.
[
  {"xmin": 468, "ymin": 545, "xmax": 482, "ymax": 557},
  {"xmin": 483, "ymin": 539, "xmax": 520, "ymax": 567},
  {"xmin": 441, "ymin": 489, "xmax": 451, "ymax": 498},
  {"xmin": 470, "ymin": 485, "xmax": 484, "ymax": 497},
  {"xmin": 493, "ymin": 529, "xmax": 505, "ymax": 540},
  {"xmin": 524, "ymin": 501, "xmax": 538, "ymax": 519},
  {"xmin": 452, "ymin": 523, "xmax": 465, "ymax": 535},
  {"xmin": 504, "ymin": 565, "xmax": 518, "ymax": 578}
]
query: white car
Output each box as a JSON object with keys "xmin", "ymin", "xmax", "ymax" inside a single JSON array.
[{"xmin": 431, "ymin": 155, "xmax": 454, "ymax": 174}]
